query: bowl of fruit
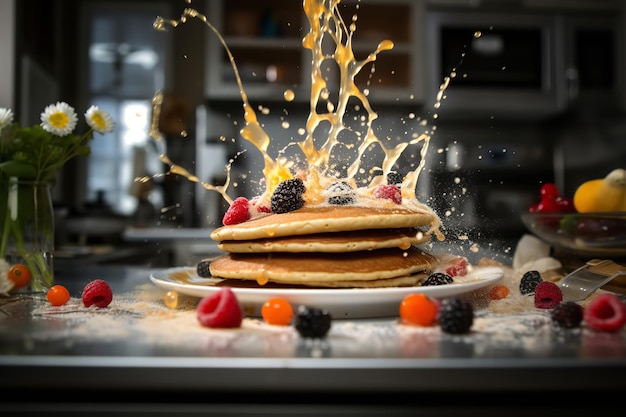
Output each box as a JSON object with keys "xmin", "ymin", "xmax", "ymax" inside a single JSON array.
[{"xmin": 521, "ymin": 169, "xmax": 626, "ymax": 257}]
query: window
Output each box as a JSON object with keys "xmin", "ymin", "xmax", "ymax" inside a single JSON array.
[{"xmin": 84, "ymin": 2, "xmax": 168, "ymax": 215}]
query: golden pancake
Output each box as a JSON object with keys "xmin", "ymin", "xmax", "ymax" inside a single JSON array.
[
  {"xmin": 209, "ymin": 246, "xmax": 436, "ymax": 284},
  {"xmin": 217, "ymin": 228, "xmax": 430, "ymax": 253},
  {"xmin": 210, "ymin": 205, "xmax": 436, "ymax": 242}
]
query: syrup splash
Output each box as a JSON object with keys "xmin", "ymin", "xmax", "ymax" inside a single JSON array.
[{"xmin": 150, "ymin": 0, "xmax": 450, "ymax": 221}]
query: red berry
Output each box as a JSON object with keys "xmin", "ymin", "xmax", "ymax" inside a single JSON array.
[
  {"xmin": 555, "ymin": 196, "xmax": 575, "ymax": 213},
  {"xmin": 535, "ymin": 198, "xmax": 562, "ymax": 213},
  {"xmin": 445, "ymin": 257, "xmax": 468, "ymax": 277},
  {"xmin": 530, "ymin": 183, "xmax": 574, "ymax": 213},
  {"xmin": 197, "ymin": 287, "xmax": 243, "ymax": 328},
  {"xmin": 82, "ymin": 279, "xmax": 113, "ymax": 308},
  {"xmin": 534, "ymin": 281, "xmax": 562, "ymax": 309},
  {"xmin": 540, "ymin": 183, "xmax": 560, "ymax": 200},
  {"xmin": 223, "ymin": 197, "xmax": 251, "ymax": 225},
  {"xmin": 584, "ymin": 293, "xmax": 626, "ymax": 332},
  {"xmin": 374, "ymin": 184, "xmax": 401, "ymax": 204}
]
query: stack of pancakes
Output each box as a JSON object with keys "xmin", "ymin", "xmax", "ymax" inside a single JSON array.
[{"xmin": 209, "ymin": 205, "xmax": 439, "ymax": 288}]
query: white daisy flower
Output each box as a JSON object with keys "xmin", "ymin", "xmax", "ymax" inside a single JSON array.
[
  {"xmin": 0, "ymin": 107, "xmax": 14, "ymax": 129},
  {"xmin": 40, "ymin": 101, "xmax": 78, "ymax": 136},
  {"xmin": 84, "ymin": 105, "xmax": 115, "ymax": 134}
]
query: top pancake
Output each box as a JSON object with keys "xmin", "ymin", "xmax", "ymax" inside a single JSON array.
[
  {"xmin": 217, "ymin": 227, "xmax": 430, "ymax": 253},
  {"xmin": 210, "ymin": 205, "xmax": 435, "ymax": 242}
]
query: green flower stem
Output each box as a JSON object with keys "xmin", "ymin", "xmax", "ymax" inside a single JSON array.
[
  {"xmin": 0, "ymin": 207, "xmax": 10, "ymax": 257},
  {"xmin": 2, "ymin": 206, "xmax": 54, "ymax": 291},
  {"xmin": 35, "ymin": 130, "xmax": 93, "ymax": 183},
  {"xmin": 7, "ymin": 212, "xmax": 53, "ymax": 291},
  {"xmin": 23, "ymin": 251, "xmax": 53, "ymax": 291},
  {"xmin": 0, "ymin": 180, "xmax": 54, "ymax": 292}
]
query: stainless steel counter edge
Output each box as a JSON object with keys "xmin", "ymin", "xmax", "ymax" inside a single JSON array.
[{"xmin": 2, "ymin": 355, "xmax": 625, "ymax": 392}]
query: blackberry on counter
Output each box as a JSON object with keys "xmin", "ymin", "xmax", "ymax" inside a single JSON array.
[
  {"xmin": 197, "ymin": 259, "xmax": 212, "ymax": 277},
  {"xmin": 423, "ymin": 272, "xmax": 453, "ymax": 286},
  {"xmin": 438, "ymin": 298, "xmax": 473, "ymax": 334},
  {"xmin": 294, "ymin": 305, "xmax": 332, "ymax": 338},
  {"xmin": 271, "ymin": 178, "xmax": 306, "ymax": 214},
  {"xmin": 550, "ymin": 302, "xmax": 584, "ymax": 328},
  {"xmin": 327, "ymin": 180, "xmax": 356, "ymax": 205},
  {"xmin": 519, "ymin": 270, "xmax": 543, "ymax": 295}
]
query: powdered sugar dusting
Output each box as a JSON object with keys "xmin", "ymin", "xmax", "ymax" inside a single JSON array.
[
  {"xmin": 23, "ymin": 283, "xmax": 302, "ymax": 357},
  {"xmin": 9, "ymin": 260, "xmax": 624, "ymax": 359}
]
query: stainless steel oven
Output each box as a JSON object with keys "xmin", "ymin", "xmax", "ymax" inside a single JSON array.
[{"xmin": 425, "ymin": 10, "xmax": 566, "ymax": 120}]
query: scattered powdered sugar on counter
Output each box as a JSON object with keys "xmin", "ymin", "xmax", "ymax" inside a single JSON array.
[
  {"xmin": 23, "ymin": 284, "xmax": 301, "ymax": 357},
  {"xmin": 470, "ymin": 313, "xmax": 555, "ymax": 356},
  {"xmin": 13, "ymin": 275, "xmax": 624, "ymax": 359},
  {"xmin": 394, "ymin": 312, "xmax": 555, "ymax": 357}
]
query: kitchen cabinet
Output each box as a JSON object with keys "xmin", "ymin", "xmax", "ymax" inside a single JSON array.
[
  {"xmin": 204, "ymin": 0, "xmax": 426, "ymax": 104},
  {"xmin": 562, "ymin": 14, "xmax": 621, "ymax": 109}
]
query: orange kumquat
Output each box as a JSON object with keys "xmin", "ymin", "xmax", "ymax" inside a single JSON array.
[
  {"xmin": 400, "ymin": 293, "xmax": 437, "ymax": 326},
  {"xmin": 262, "ymin": 298, "xmax": 293, "ymax": 325},
  {"xmin": 47, "ymin": 285, "xmax": 71, "ymax": 306}
]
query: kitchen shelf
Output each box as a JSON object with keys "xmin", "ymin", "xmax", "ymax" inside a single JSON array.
[{"xmin": 204, "ymin": 0, "xmax": 425, "ymax": 104}]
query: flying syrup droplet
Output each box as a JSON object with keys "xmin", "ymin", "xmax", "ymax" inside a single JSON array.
[{"xmin": 283, "ymin": 89, "xmax": 295, "ymax": 102}]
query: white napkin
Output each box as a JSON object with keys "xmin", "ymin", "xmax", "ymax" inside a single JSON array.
[{"xmin": 513, "ymin": 234, "xmax": 562, "ymax": 274}]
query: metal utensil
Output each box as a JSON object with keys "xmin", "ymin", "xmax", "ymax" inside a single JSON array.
[{"xmin": 558, "ymin": 259, "xmax": 626, "ymax": 302}]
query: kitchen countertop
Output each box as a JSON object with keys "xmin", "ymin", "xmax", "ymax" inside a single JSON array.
[{"xmin": 1, "ymin": 262, "xmax": 625, "ymax": 414}]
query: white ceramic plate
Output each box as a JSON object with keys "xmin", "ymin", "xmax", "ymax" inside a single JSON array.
[{"xmin": 150, "ymin": 266, "xmax": 504, "ymax": 319}]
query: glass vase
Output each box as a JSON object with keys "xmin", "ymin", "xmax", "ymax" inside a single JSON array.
[{"xmin": 0, "ymin": 177, "xmax": 55, "ymax": 292}]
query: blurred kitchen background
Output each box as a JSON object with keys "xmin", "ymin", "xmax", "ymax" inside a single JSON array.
[{"xmin": 1, "ymin": 0, "xmax": 625, "ymax": 267}]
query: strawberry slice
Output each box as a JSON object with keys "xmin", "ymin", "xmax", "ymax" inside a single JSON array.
[
  {"xmin": 445, "ymin": 257, "xmax": 468, "ymax": 277},
  {"xmin": 584, "ymin": 293, "xmax": 626, "ymax": 332},
  {"xmin": 197, "ymin": 287, "xmax": 243, "ymax": 328}
]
